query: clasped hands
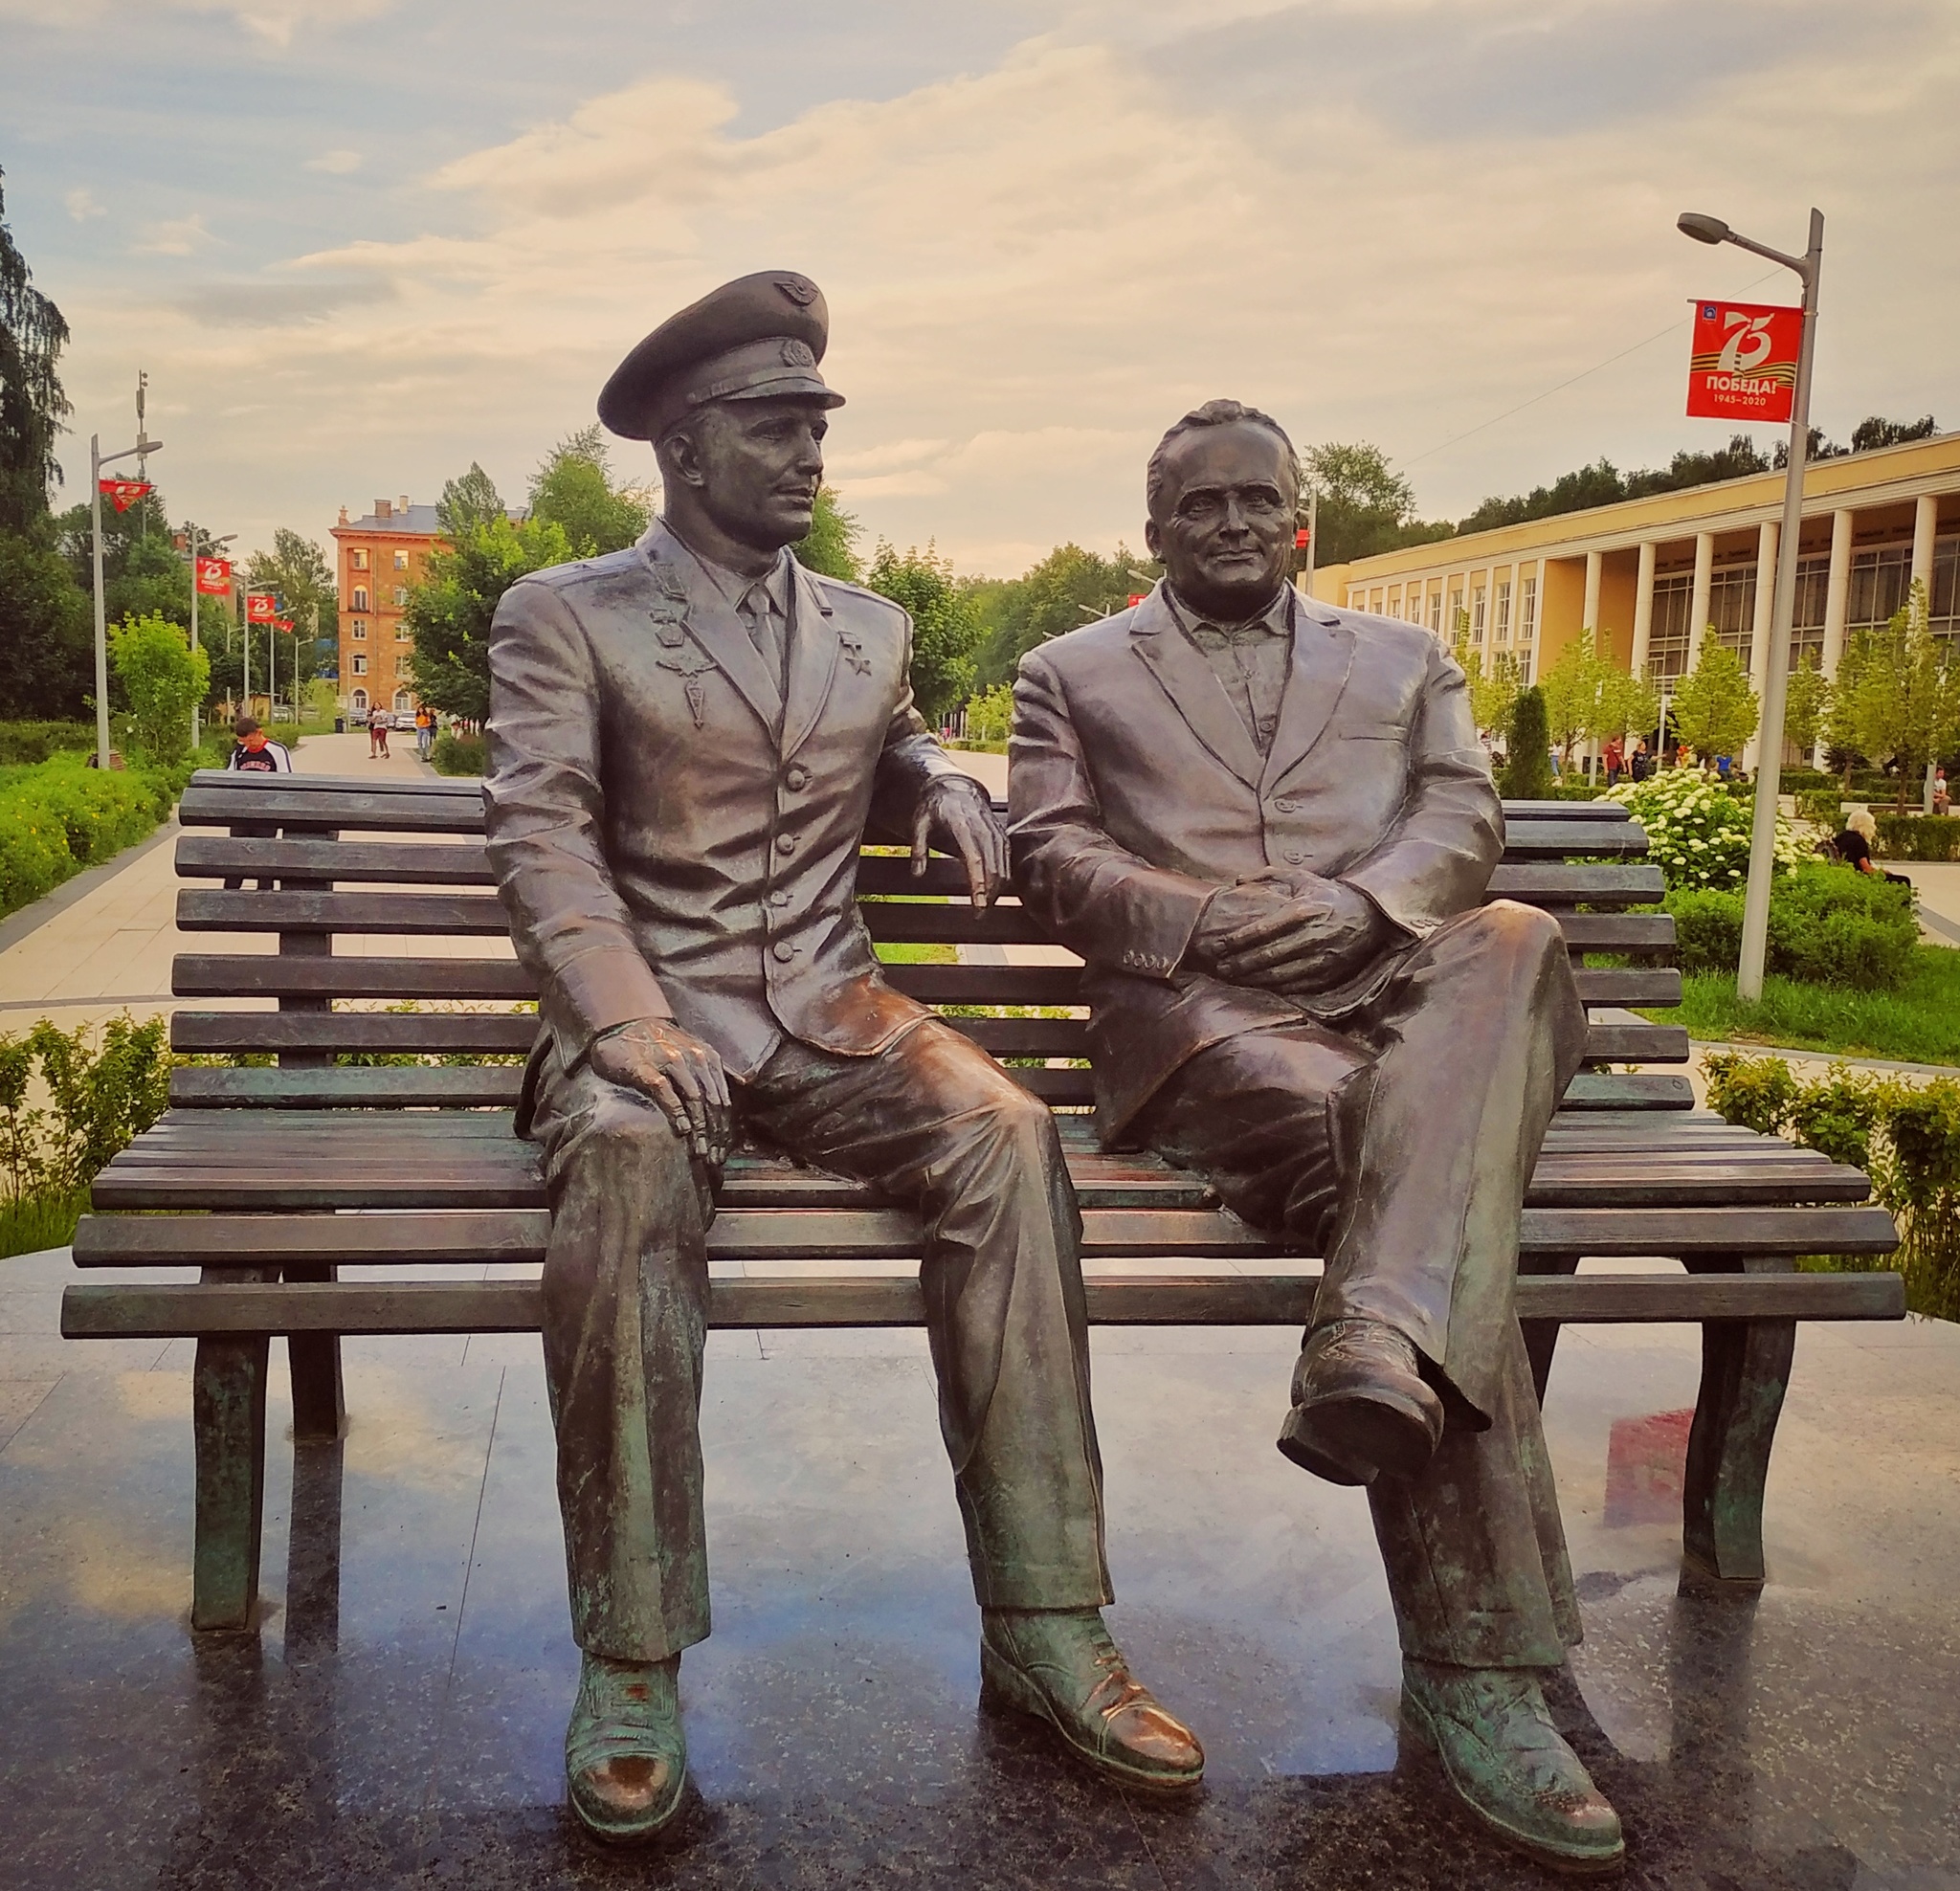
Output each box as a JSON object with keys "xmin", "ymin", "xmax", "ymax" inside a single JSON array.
[
  {"xmin": 1190, "ymin": 870, "xmax": 1390, "ymax": 995},
  {"xmin": 590, "ymin": 780, "xmax": 1006, "ymax": 1160}
]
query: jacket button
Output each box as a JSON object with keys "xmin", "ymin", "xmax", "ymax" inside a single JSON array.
[
  {"xmin": 769, "ymin": 889, "xmax": 791, "ymax": 908},
  {"xmin": 1284, "ymin": 848, "xmax": 1305, "ymax": 864},
  {"xmin": 1273, "ymin": 797, "xmax": 1298, "ymax": 813},
  {"xmin": 776, "ymin": 832, "xmax": 797, "ymax": 853},
  {"xmin": 784, "ymin": 765, "xmax": 810, "ymax": 792},
  {"xmin": 772, "ymin": 940, "xmax": 796, "ymax": 963}
]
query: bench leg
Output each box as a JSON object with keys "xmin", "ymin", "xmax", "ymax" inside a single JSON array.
[
  {"xmin": 284, "ymin": 1265, "xmax": 345, "ymax": 1443},
  {"xmin": 1682, "ymin": 1304, "xmax": 1796, "ymax": 1588},
  {"xmin": 1517, "ymin": 1252, "xmax": 1580, "ymax": 1405},
  {"xmin": 192, "ymin": 1331, "xmax": 271, "ymax": 1631}
]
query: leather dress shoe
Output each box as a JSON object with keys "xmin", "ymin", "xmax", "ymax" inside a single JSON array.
[
  {"xmin": 1401, "ymin": 1661, "xmax": 1625, "ymax": 1876},
  {"xmin": 565, "ymin": 1651, "xmax": 687, "ymax": 1843},
  {"xmin": 980, "ymin": 1608, "xmax": 1205, "ymax": 1793},
  {"xmin": 1277, "ymin": 1317, "xmax": 1444, "ymax": 1486}
]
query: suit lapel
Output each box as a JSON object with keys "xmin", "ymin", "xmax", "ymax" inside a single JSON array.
[
  {"xmin": 781, "ymin": 561, "xmax": 842, "ymax": 762},
  {"xmin": 642, "ymin": 525, "xmax": 782, "ymax": 736},
  {"xmin": 1260, "ymin": 601, "xmax": 1356, "ymax": 792},
  {"xmin": 1127, "ymin": 583, "xmax": 1266, "ymax": 791}
]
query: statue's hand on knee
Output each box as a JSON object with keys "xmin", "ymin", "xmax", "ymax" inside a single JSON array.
[
  {"xmin": 590, "ymin": 1019, "xmax": 732, "ymax": 1165},
  {"xmin": 1206, "ymin": 877, "xmax": 1390, "ymax": 995}
]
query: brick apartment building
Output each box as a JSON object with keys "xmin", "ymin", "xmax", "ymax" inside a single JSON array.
[{"xmin": 329, "ymin": 497, "xmax": 441, "ymax": 718}]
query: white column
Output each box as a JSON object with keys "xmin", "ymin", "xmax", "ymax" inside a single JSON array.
[
  {"xmin": 1912, "ymin": 492, "xmax": 1939, "ymax": 608},
  {"xmin": 1748, "ymin": 519, "xmax": 1778, "ymax": 698},
  {"xmin": 1686, "ymin": 531, "xmax": 1714, "ymax": 669},
  {"xmin": 1821, "ymin": 507, "xmax": 1854, "ymax": 677},
  {"xmin": 1582, "ymin": 549, "xmax": 1602, "ymax": 632},
  {"xmin": 1629, "ymin": 540, "xmax": 1658, "ymax": 676}
]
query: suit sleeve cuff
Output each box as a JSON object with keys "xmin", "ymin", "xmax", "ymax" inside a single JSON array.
[{"xmin": 545, "ymin": 945, "xmax": 674, "ymax": 1066}]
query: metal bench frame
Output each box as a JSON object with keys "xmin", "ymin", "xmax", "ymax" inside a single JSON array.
[{"xmin": 61, "ymin": 770, "xmax": 1904, "ymax": 1630}]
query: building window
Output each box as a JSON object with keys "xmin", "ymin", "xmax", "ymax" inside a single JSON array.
[
  {"xmin": 392, "ymin": 586, "xmax": 408, "ymax": 607},
  {"xmin": 350, "ymin": 619, "xmax": 367, "ymax": 638},
  {"xmin": 1407, "ymin": 586, "xmax": 1425, "ymax": 625},
  {"xmin": 393, "ymin": 550, "xmax": 409, "ymax": 571},
  {"xmin": 1646, "ymin": 572, "xmax": 1693, "ymax": 681},
  {"xmin": 1448, "ymin": 587, "xmax": 1464, "ymax": 635},
  {"xmin": 1429, "ymin": 591, "xmax": 1443, "ymax": 635},
  {"xmin": 1708, "ymin": 561, "xmax": 1757, "ymax": 674},
  {"xmin": 1848, "ymin": 544, "xmax": 1912, "ymax": 632},
  {"xmin": 1494, "ymin": 581, "xmax": 1512, "ymax": 644},
  {"xmin": 394, "ymin": 689, "xmax": 413, "ymax": 713},
  {"xmin": 1517, "ymin": 573, "xmax": 1537, "ymax": 642},
  {"xmin": 349, "ymin": 549, "xmax": 368, "ymax": 571},
  {"xmin": 1791, "ymin": 554, "xmax": 1830, "ymax": 671},
  {"xmin": 350, "ymin": 654, "xmax": 368, "ymax": 676},
  {"xmin": 1471, "ymin": 585, "xmax": 1487, "ymax": 643},
  {"xmin": 351, "ymin": 586, "xmax": 369, "ymax": 612},
  {"xmin": 1370, "ymin": 589, "xmax": 1385, "ymax": 613},
  {"xmin": 1929, "ymin": 535, "xmax": 1958, "ymax": 641},
  {"xmin": 350, "ymin": 688, "xmax": 368, "ymax": 711}
]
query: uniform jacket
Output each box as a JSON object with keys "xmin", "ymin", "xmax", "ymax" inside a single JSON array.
[
  {"xmin": 1009, "ymin": 582, "xmax": 1503, "ymax": 1141},
  {"xmin": 485, "ymin": 521, "xmax": 980, "ymax": 1083}
]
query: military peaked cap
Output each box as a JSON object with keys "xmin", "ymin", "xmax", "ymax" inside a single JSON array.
[{"xmin": 598, "ymin": 270, "xmax": 845, "ymax": 443}]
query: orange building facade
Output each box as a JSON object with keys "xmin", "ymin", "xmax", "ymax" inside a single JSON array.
[{"xmin": 329, "ymin": 497, "xmax": 441, "ymax": 717}]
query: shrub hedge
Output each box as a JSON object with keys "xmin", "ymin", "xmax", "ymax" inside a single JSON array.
[
  {"xmin": 1704, "ymin": 1050, "xmax": 1960, "ymax": 1322},
  {"xmin": 1875, "ymin": 814, "xmax": 1960, "ymax": 860},
  {"xmin": 432, "ymin": 730, "xmax": 485, "ymax": 776},
  {"xmin": 1664, "ymin": 862, "xmax": 1919, "ymax": 990},
  {"xmin": 0, "ymin": 755, "xmax": 177, "ymax": 920},
  {"xmin": 0, "ymin": 721, "xmax": 95, "ymax": 766}
]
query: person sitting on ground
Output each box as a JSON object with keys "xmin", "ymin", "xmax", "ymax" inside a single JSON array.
[
  {"xmin": 225, "ymin": 715, "xmax": 292, "ymax": 775},
  {"xmin": 1832, "ymin": 809, "xmax": 1911, "ymax": 886}
]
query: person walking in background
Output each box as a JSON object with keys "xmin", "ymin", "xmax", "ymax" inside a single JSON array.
[
  {"xmin": 416, "ymin": 706, "xmax": 434, "ymax": 759},
  {"xmin": 1629, "ymin": 737, "xmax": 1652, "ymax": 783},
  {"xmin": 1603, "ymin": 736, "xmax": 1624, "ymax": 789},
  {"xmin": 370, "ymin": 710, "xmax": 391, "ymax": 760}
]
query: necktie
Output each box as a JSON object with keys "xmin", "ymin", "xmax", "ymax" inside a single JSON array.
[{"xmin": 737, "ymin": 579, "xmax": 787, "ymax": 701}]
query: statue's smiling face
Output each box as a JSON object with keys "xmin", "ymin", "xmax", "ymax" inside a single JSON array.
[{"xmin": 1146, "ymin": 420, "xmax": 1297, "ymax": 622}]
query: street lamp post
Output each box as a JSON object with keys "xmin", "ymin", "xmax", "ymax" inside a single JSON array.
[
  {"xmin": 1678, "ymin": 207, "xmax": 1823, "ymax": 1003},
  {"xmin": 181, "ymin": 527, "xmax": 234, "ymax": 752},
  {"xmin": 89, "ymin": 421, "xmax": 164, "ymax": 768}
]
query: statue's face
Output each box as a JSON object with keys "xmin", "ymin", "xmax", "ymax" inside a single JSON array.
[
  {"xmin": 675, "ymin": 396, "xmax": 829, "ymax": 551},
  {"xmin": 1146, "ymin": 420, "xmax": 1296, "ymax": 619}
]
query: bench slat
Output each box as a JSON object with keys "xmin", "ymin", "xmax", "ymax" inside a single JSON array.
[{"xmin": 59, "ymin": 1266, "xmax": 1904, "ymax": 1341}]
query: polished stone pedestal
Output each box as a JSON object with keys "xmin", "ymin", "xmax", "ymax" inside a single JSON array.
[{"xmin": 2, "ymin": 1249, "xmax": 1956, "ymax": 1889}]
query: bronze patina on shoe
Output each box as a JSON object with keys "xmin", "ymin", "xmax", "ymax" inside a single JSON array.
[
  {"xmin": 1277, "ymin": 1316, "xmax": 1445, "ymax": 1485},
  {"xmin": 1401, "ymin": 1661, "xmax": 1625, "ymax": 1876},
  {"xmin": 565, "ymin": 1651, "xmax": 687, "ymax": 1843},
  {"xmin": 980, "ymin": 1608, "xmax": 1204, "ymax": 1793}
]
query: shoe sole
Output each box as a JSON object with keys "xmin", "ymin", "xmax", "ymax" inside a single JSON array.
[
  {"xmin": 1400, "ymin": 1689, "xmax": 1625, "ymax": 1878},
  {"xmin": 568, "ymin": 1771, "xmax": 690, "ymax": 1847},
  {"xmin": 978, "ymin": 1643, "xmax": 1204, "ymax": 1797},
  {"xmin": 1281, "ymin": 1385, "xmax": 1439, "ymax": 1484}
]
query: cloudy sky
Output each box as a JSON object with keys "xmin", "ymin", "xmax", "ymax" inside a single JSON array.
[{"xmin": 5, "ymin": 0, "xmax": 1957, "ymax": 575}]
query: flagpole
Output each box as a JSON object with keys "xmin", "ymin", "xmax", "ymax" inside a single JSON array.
[
  {"xmin": 189, "ymin": 525, "xmax": 200, "ymax": 752},
  {"xmin": 91, "ymin": 436, "xmax": 109, "ymax": 768}
]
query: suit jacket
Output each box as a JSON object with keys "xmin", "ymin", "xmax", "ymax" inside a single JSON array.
[
  {"xmin": 485, "ymin": 521, "xmax": 980, "ymax": 1082},
  {"xmin": 1009, "ymin": 582, "xmax": 1503, "ymax": 1141}
]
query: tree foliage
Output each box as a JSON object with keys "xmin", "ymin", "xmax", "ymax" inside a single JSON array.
[
  {"xmin": 1459, "ymin": 436, "xmax": 1772, "ymax": 536},
  {"xmin": 1303, "ymin": 440, "xmax": 1453, "ymax": 566},
  {"xmin": 242, "ymin": 527, "xmax": 335, "ymax": 693},
  {"xmin": 969, "ymin": 542, "xmax": 1158, "ymax": 688},
  {"xmin": 0, "ymin": 167, "xmax": 72, "ymax": 534},
  {"xmin": 1670, "ymin": 641, "xmax": 1759, "ymax": 764},
  {"xmin": 528, "ymin": 425, "xmax": 651, "ymax": 557},
  {"xmin": 1497, "ymin": 687, "xmax": 1554, "ymax": 798},
  {"xmin": 1843, "ymin": 580, "xmax": 1960, "ymax": 810},
  {"xmin": 437, "ymin": 462, "xmax": 508, "ymax": 541},
  {"xmin": 864, "ymin": 542, "xmax": 985, "ymax": 724},
  {"xmin": 1783, "ymin": 654, "xmax": 1833, "ymax": 759},
  {"xmin": 1537, "ymin": 628, "xmax": 1659, "ymax": 765},
  {"xmin": 791, "ymin": 485, "xmax": 861, "ymax": 581},
  {"xmin": 0, "ymin": 528, "xmax": 90, "ymax": 718},
  {"xmin": 1449, "ymin": 613, "xmax": 1520, "ymax": 737},
  {"xmin": 404, "ymin": 512, "xmax": 578, "ymax": 722},
  {"xmin": 108, "ymin": 612, "xmax": 209, "ymax": 764}
]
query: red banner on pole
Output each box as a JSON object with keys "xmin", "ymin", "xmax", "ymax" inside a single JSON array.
[
  {"xmin": 1293, "ymin": 527, "xmax": 1311, "ymax": 549},
  {"xmin": 1686, "ymin": 299, "xmax": 1801, "ymax": 423},
  {"xmin": 273, "ymin": 618, "xmax": 295, "ymax": 633},
  {"xmin": 194, "ymin": 556, "xmax": 232, "ymax": 595},
  {"xmin": 99, "ymin": 478, "xmax": 152, "ymax": 513},
  {"xmin": 246, "ymin": 592, "xmax": 278, "ymax": 622}
]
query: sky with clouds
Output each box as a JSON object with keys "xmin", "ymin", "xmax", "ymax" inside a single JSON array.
[{"xmin": 4, "ymin": 0, "xmax": 1957, "ymax": 575}]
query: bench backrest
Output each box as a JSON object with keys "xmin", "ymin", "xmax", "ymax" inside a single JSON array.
[{"xmin": 168, "ymin": 771, "xmax": 1684, "ymax": 1111}]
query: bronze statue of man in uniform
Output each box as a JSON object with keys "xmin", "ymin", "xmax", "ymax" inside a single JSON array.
[
  {"xmin": 1010, "ymin": 399, "xmax": 1625, "ymax": 1875},
  {"xmin": 483, "ymin": 273, "xmax": 1201, "ymax": 1843}
]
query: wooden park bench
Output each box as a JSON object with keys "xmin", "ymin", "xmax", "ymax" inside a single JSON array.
[{"xmin": 61, "ymin": 769, "xmax": 1904, "ymax": 1632}]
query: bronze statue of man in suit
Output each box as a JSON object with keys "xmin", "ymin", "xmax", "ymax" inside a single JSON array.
[
  {"xmin": 1010, "ymin": 399, "xmax": 1624, "ymax": 1875},
  {"xmin": 483, "ymin": 273, "xmax": 1200, "ymax": 1843}
]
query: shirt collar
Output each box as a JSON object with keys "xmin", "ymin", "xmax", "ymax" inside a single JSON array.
[
  {"xmin": 662, "ymin": 519, "xmax": 791, "ymax": 615},
  {"xmin": 1165, "ymin": 582, "xmax": 1294, "ymax": 638}
]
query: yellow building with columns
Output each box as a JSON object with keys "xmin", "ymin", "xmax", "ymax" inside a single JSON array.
[{"xmin": 1312, "ymin": 432, "xmax": 1960, "ymax": 753}]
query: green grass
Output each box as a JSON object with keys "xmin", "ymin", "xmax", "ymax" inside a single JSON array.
[
  {"xmin": 0, "ymin": 1188, "xmax": 91, "ymax": 1261},
  {"xmin": 875, "ymin": 942, "xmax": 957, "ymax": 964},
  {"xmin": 1640, "ymin": 946, "xmax": 1960, "ymax": 1064}
]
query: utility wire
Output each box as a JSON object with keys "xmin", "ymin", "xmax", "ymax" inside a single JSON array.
[{"xmin": 1401, "ymin": 267, "xmax": 1788, "ymax": 471}]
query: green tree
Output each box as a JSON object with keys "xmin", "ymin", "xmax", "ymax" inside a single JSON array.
[
  {"xmin": 1783, "ymin": 654, "xmax": 1834, "ymax": 761},
  {"xmin": 437, "ymin": 462, "xmax": 507, "ymax": 540},
  {"xmin": 242, "ymin": 528, "xmax": 336, "ymax": 694},
  {"xmin": 1450, "ymin": 612, "xmax": 1519, "ymax": 737},
  {"xmin": 1537, "ymin": 628, "xmax": 1659, "ymax": 768},
  {"xmin": 963, "ymin": 682, "xmax": 1013, "ymax": 746},
  {"xmin": 1497, "ymin": 686, "xmax": 1554, "ymax": 799},
  {"xmin": 55, "ymin": 485, "xmax": 191, "ymax": 634},
  {"xmin": 791, "ymin": 485, "xmax": 862, "ymax": 581},
  {"xmin": 865, "ymin": 541, "xmax": 985, "ymax": 724},
  {"xmin": 108, "ymin": 611, "xmax": 209, "ymax": 764},
  {"xmin": 1846, "ymin": 579, "xmax": 1960, "ymax": 810},
  {"xmin": 1824, "ymin": 627, "xmax": 1873, "ymax": 782},
  {"xmin": 1303, "ymin": 441, "xmax": 1453, "ymax": 566},
  {"xmin": 528, "ymin": 425, "xmax": 652, "ymax": 556},
  {"xmin": 0, "ymin": 528, "xmax": 90, "ymax": 717},
  {"xmin": 0, "ymin": 166, "xmax": 72, "ymax": 534},
  {"xmin": 404, "ymin": 513, "xmax": 578, "ymax": 722},
  {"xmin": 1669, "ymin": 640, "xmax": 1759, "ymax": 765},
  {"xmin": 1597, "ymin": 661, "xmax": 1661, "ymax": 756},
  {"xmin": 970, "ymin": 542, "xmax": 1158, "ymax": 687}
]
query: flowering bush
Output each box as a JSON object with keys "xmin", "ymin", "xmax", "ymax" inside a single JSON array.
[{"xmin": 1597, "ymin": 769, "xmax": 1807, "ymax": 891}]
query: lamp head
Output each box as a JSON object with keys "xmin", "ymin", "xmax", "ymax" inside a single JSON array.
[{"xmin": 1677, "ymin": 211, "xmax": 1730, "ymax": 245}]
